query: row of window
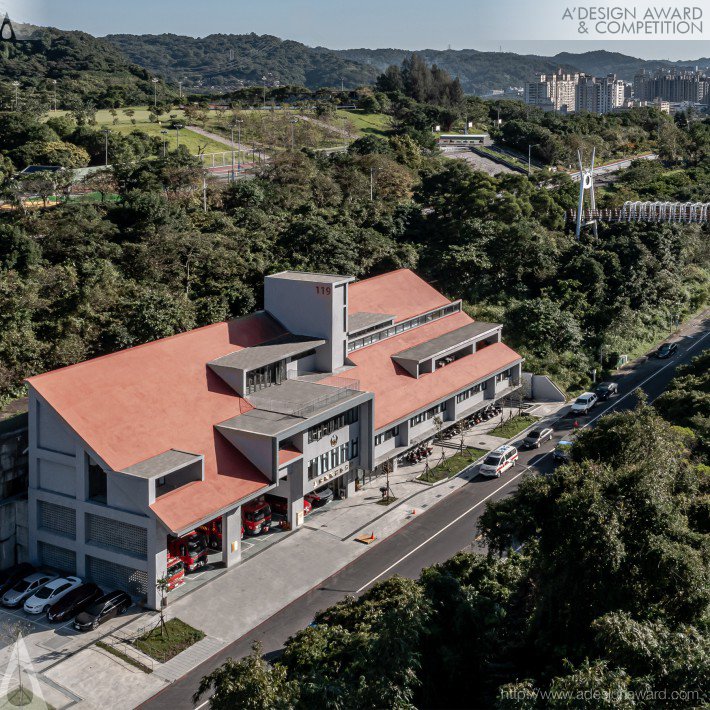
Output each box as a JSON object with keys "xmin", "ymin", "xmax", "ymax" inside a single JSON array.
[
  {"xmin": 456, "ymin": 381, "xmax": 488, "ymax": 403},
  {"xmin": 347, "ymin": 303, "xmax": 461, "ymax": 352},
  {"xmin": 308, "ymin": 438, "xmax": 359, "ymax": 480},
  {"xmin": 410, "ymin": 402, "xmax": 446, "ymax": 428},
  {"xmin": 375, "ymin": 425, "xmax": 400, "ymax": 447},
  {"xmin": 349, "ymin": 319, "xmax": 394, "ymax": 339},
  {"xmin": 307, "ymin": 407, "xmax": 359, "ymax": 443},
  {"xmin": 496, "ymin": 368, "xmax": 514, "ymax": 383}
]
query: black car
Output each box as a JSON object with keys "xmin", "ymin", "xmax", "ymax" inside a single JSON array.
[
  {"xmin": 655, "ymin": 342, "xmax": 678, "ymax": 359},
  {"xmin": 0, "ymin": 563, "xmax": 35, "ymax": 597},
  {"xmin": 594, "ymin": 382, "xmax": 618, "ymax": 401},
  {"xmin": 47, "ymin": 583, "xmax": 102, "ymax": 623},
  {"xmin": 73, "ymin": 590, "xmax": 131, "ymax": 631}
]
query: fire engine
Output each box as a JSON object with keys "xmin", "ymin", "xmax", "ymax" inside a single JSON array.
[
  {"xmin": 165, "ymin": 555, "xmax": 185, "ymax": 590},
  {"xmin": 242, "ymin": 498, "xmax": 272, "ymax": 536},
  {"xmin": 167, "ymin": 531, "xmax": 208, "ymax": 572}
]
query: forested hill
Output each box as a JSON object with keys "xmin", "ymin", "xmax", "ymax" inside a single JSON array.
[
  {"xmin": 105, "ymin": 33, "xmax": 379, "ymax": 91},
  {"xmin": 338, "ymin": 47, "xmax": 710, "ymax": 91},
  {"xmin": 0, "ymin": 23, "xmax": 158, "ymax": 107}
]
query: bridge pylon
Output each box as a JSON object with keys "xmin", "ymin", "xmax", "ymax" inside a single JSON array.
[{"xmin": 575, "ymin": 148, "xmax": 598, "ymax": 240}]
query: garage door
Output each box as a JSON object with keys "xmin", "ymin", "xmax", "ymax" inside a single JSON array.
[
  {"xmin": 38, "ymin": 541, "xmax": 76, "ymax": 575},
  {"xmin": 86, "ymin": 555, "xmax": 148, "ymax": 598}
]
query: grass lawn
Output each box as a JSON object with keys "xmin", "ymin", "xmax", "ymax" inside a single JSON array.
[
  {"xmin": 489, "ymin": 414, "xmax": 538, "ymax": 439},
  {"xmin": 336, "ymin": 110, "xmax": 392, "ymax": 136},
  {"xmin": 133, "ymin": 618, "xmax": 205, "ymax": 663},
  {"xmin": 109, "ymin": 123, "xmax": 229, "ymax": 156},
  {"xmin": 418, "ymin": 447, "xmax": 488, "ymax": 483}
]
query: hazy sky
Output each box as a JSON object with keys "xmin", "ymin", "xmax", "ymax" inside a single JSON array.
[{"xmin": 4, "ymin": 0, "xmax": 710, "ymax": 60}]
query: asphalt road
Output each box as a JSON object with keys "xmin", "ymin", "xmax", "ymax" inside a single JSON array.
[{"xmin": 141, "ymin": 314, "xmax": 709, "ymax": 710}]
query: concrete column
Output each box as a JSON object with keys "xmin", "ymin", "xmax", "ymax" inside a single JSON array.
[
  {"xmin": 288, "ymin": 459, "xmax": 306, "ymax": 529},
  {"xmin": 74, "ymin": 506, "xmax": 86, "ymax": 577},
  {"xmin": 147, "ymin": 521, "xmax": 168, "ymax": 610},
  {"xmin": 221, "ymin": 506, "xmax": 242, "ymax": 567}
]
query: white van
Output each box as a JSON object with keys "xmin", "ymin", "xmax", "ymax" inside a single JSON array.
[{"xmin": 479, "ymin": 445, "xmax": 519, "ymax": 478}]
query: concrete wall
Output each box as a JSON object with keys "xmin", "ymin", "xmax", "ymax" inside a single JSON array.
[
  {"xmin": 219, "ymin": 429, "xmax": 275, "ymax": 480},
  {"xmin": 264, "ymin": 275, "xmax": 349, "ymax": 372},
  {"xmin": 531, "ymin": 375, "xmax": 567, "ymax": 402}
]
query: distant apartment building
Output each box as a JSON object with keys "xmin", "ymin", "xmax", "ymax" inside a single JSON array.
[
  {"xmin": 525, "ymin": 70, "xmax": 624, "ymax": 115},
  {"xmin": 575, "ymin": 74, "xmax": 625, "ymax": 115},
  {"xmin": 633, "ymin": 69, "xmax": 709, "ymax": 104},
  {"xmin": 524, "ymin": 70, "xmax": 579, "ymax": 113}
]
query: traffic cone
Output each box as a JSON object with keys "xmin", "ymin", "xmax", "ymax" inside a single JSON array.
[
  {"xmin": 411, "ymin": 509, "xmax": 417, "ymax": 515},
  {"xmin": 370, "ymin": 531, "xmax": 375, "ymax": 540}
]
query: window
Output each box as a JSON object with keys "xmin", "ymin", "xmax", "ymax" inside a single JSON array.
[
  {"xmin": 410, "ymin": 412, "xmax": 426, "ymax": 427},
  {"xmin": 246, "ymin": 359, "xmax": 286, "ymax": 394},
  {"xmin": 347, "ymin": 302, "xmax": 463, "ymax": 353},
  {"xmin": 307, "ymin": 408, "xmax": 359, "ymax": 443},
  {"xmin": 310, "ymin": 439, "xmax": 358, "ymax": 480},
  {"xmin": 411, "ymin": 403, "xmax": 446, "ymax": 428},
  {"xmin": 38, "ymin": 501, "xmax": 76, "ymax": 540},
  {"xmin": 88, "ymin": 461, "xmax": 107, "ymax": 503},
  {"xmin": 375, "ymin": 425, "xmax": 399, "ymax": 447},
  {"xmin": 457, "ymin": 383, "xmax": 486, "ymax": 403}
]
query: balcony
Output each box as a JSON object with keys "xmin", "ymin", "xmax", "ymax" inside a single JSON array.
[{"xmin": 246, "ymin": 373, "xmax": 361, "ymax": 419}]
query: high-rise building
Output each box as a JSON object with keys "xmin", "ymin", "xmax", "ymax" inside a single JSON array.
[
  {"xmin": 634, "ymin": 69, "xmax": 709, "ymax": 103},
  {"xmin": 524, "ymin": 69, "xmax": 579, "ymax": 113},
  {"xmin": 576, "ymin": 74, "xmax": 625, "ymax": 114}
]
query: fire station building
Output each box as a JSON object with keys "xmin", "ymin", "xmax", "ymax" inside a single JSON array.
[{"xmin": 26, "ymin": 269, "xmax": 522, "ymax": 608}]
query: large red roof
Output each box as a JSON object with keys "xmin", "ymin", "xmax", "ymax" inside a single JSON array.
[
  {"xmin": 348, "ymin": 269, "xmax": 452, "ymax": 323},
  {"xmin": 28, "ymin": 313, "xmax": 283, "ymax": 532},
  {"xmin": 347, "ymin": 310, "xmax": 522, "ymax": 429}
]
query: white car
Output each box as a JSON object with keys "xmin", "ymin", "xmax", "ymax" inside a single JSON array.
[
  {"xmin": 23, "ymin": 576, "xmax": 82, "ymax": 615},
  {"xmin": 570, "ymin": 392, "xmax": 598, "ymax": 415},
  {"xmin": 479, "ymin": 445, "xmax": 519, "ymax": 478}
]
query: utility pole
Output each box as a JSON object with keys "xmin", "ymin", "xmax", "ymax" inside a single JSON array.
[
  {"xmin": 12, "ymin": 81, "xmax": 19, "ymax": 111},
  {"xmin": 230, "ymin": 123, "xmax": 236, "ymax": 181},
  {"xmin": 236, "ymin": 119, "xmax": 243, "ymax": 175},
  {"xmin": 290, "ymin": 118, "xmax": 298, "ymax": 150},
  {"xmin": 152, "ymin": 77, "xmax": 159, "ymax": 108},
  {"xmin": 102, "ymin": 128, "xmax": 110, "ymax": 166},
  {"xmin": 174, "ymin": 123, "xmax": 183, "ymax": 148},
  {"xmin": 262, "ymin": 75, "xmax": 267, "ymax": 109},
  {"xmin": 203, "ymin": 173, "xmax": 207, "ymax": 213},
  {"xmin": 52, "ymin": 79, "xmax": 57, "ymax": 112},
  {"xmin": 160, "ymin": 129, "xmax": 168, "ymax": 157},
  {"xmin": 178, "ymin": 81, "xmax": 183, "ymax": 99},
  {"xmin": 370, "ymin": 167, "xmax": 376, "ymax": 202}
]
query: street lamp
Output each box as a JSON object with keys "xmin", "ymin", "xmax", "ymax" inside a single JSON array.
[
  {"xmin": 51, "ymin": 79, "xmax": 57, "ymax": 112},
  {"xmin": 152, "ymin": 77, "xmax": 159, "ymax": 108},
  {"xmin": 174, "ymin": 123, "xmax": 184, "ymax": 148},
  {"xmin": 160, "ymin": 129, "xmax": 168, "ymax": 157},
  {"xmin": 11, "ymin": 80, "xmax": 19, "ymax": 111},
  {"xmin": 102, "ymin": 128, "xmax": 110, "ymax": 166},
  {"xmin": 528, "ymin": 143, "xmax": 540, "ymax": 175},
  {"xmin": 262, "ymin": 75, "xmax": 267, "ymax": 109},
  {"xmin": 370, "ymin": 167, "xmax": 378, "ymax": 202}
]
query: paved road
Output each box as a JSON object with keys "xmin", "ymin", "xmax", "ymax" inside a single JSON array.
[{"xmin": 141, "ymin": 315, "xmax": 709, "ymax": 710}]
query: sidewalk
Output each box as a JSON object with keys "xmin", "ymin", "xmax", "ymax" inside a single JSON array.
[{"xmin": 40, "ymin": 401, "xmax": 567, "ymax": 707}]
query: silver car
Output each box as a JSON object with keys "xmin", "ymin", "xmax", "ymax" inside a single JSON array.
[
  {"xmin": 522, "ymin": 427, "xmax": 553, "ymax": 449},
  {"xmin": 2, "ymin": 572, "xmax": 58, "ymax": 608}
]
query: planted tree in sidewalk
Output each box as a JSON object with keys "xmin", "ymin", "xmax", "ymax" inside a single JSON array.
[{"xmin": 155, "ymin": 575, "xmax": 171, "ymax": 638}]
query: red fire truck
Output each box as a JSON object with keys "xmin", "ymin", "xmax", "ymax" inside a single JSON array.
[
  {"xmin": 242, "ymin": 498, "xmax": 272, "ymax": 536},
  {"xmin": 198, "ymin": 518, "xmax": 222, "ymax": 550},
  {"xmin": 165, "ymin": 555, "xmax": 185, "ymax": 591},
  {"xmin": 167, "ymin": 531, "xmax": 208, "ymax": 572}
]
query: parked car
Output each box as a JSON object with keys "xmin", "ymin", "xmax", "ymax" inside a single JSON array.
[
  {"xmin": 266, "ymin": 495, "xmax": 312, "ymax": 518},
  {"xmin": 570, "ymin": 392, "xmax": 598, "ymax": 415},
  {"xmin": 73, "ymin": 590, "xmax": 131, "ymax": 631},
  {"xmin": 479, "ymin": 445, "xmax": 519, "ymax": 478},
  {"xmin": 24, "ymin": 576, "xmax": 82, "ymax": 615},
  {"xmin": 655, "ymin": 342, "xmax": 678, "ymax": 359},
  {"xmin": 594, "ymin": 382, "xmax": 618, "ymax": 401},
  {"xmin": 2, "ymin": 572, "xmax": 58, "ymax": 608},
  {"xmin": 305, "ymin": 487, "xmax": 334, "ymax": 507},
  {"xmin": 522, "ymin": 428, "xmax": 553, "ymax": 449},
  {"xmin": 553, "ymin": 440, "xmax": 574, "ymax": 463},
  {"xmin": 47, "ymin": 583, "xmax": 102, "ymax": 623},
  {"xmin": 0, "ymin": 563, "xmax": 35, "ymax": 597}
]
